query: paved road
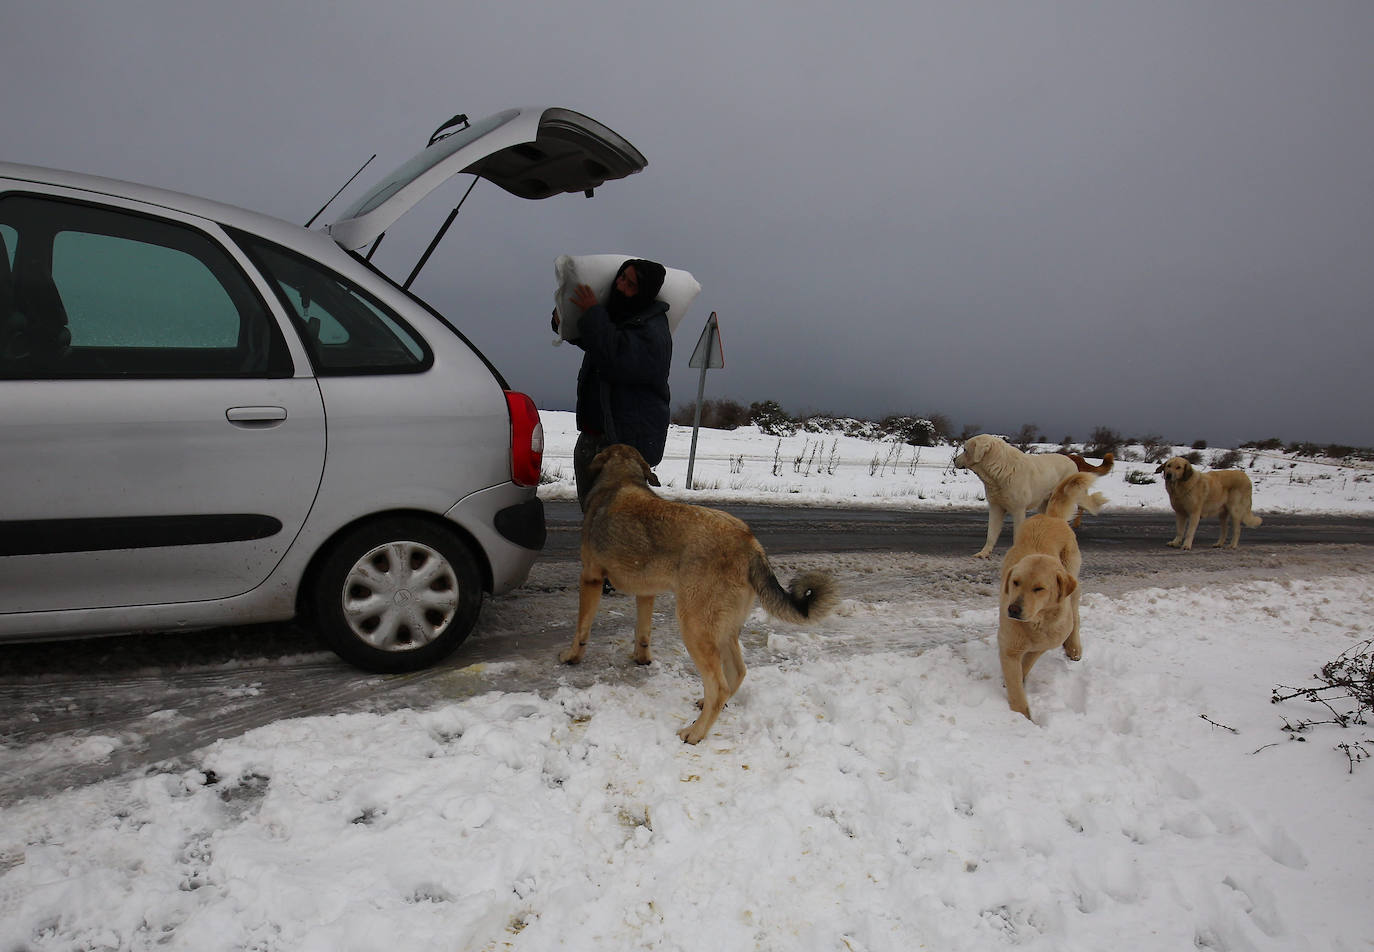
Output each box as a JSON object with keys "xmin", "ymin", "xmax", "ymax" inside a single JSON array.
[
  {"xmin": 543, "ymin": 500, "xmax": 1374, "ymax": 556},
  {"xmin": 3, "ymin": 504, "xmax": 1371, "ymax": 805}
]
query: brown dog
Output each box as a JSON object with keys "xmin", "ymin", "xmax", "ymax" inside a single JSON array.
[
  {"xmin": 998, "ymin": 473, "xmax": 1106, "ymax": 720},
  {"xmin": 1154, "ymin": 456, "xmax": 1262, "ymax": 550},
  {"xmin": 1066, "ymin": 451, "xmax": 1114, "ymax": 476},
  {"xmin": 560, "ymin": 444, "xmax": 837, "ymax": 744}
]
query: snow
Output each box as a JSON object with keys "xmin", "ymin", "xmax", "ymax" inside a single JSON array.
[
  {"xmin": 537, "ymin": 412, "xmax": 1374, "ymax": 514},
  {"xmin": 2, "ymin": 413, "xmax": 1372, "ymax": 951}
]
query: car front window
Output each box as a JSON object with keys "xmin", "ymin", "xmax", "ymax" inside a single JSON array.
[{"xmin": 0, "ymin": 194, "xmax": 291, "ymax": 379}]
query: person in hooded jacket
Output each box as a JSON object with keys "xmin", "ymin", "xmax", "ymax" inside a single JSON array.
[{"xmin": 551, "ymin": 257, "xmax": 672, "ymax": 510}]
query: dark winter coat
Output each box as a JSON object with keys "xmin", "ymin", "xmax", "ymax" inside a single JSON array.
[{"xmin": 573, "ymin": 297, "xmax": 673, "ymax": 466}]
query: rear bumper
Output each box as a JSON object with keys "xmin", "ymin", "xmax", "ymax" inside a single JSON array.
[
  {"xmin": 446, "ymin": 484, "xmax": 544, "ymax": 595},
  {"xmin": 495, "ymin": 496, "xmax": 547, "ymax": 551}
]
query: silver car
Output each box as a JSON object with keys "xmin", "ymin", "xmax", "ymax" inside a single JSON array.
[{"xmin": 0, "ymin": 106, "xmax": 647, "ymax": 672}]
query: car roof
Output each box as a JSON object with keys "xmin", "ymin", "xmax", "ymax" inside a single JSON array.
[{"xmin": 0, "ymin": 160, "xmax": 318, "ymax": 249}]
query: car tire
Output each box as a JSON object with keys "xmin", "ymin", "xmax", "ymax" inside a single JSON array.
[{"xmin": 311, "ymin": 517, "xmax": 483, "ymax": 673}]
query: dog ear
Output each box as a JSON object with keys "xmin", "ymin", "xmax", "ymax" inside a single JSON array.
[
  {"xmin": 1153, "ymin": 462, "xmax": 1165, "ymax": 474},
  {"xmin": 1057, "ymin": 571, "xmax": 1079, "ymax": 601},
  {"xmin": 1177, "ymin": 461, "xmax": 1192, "ymax": 482},
  {"xmin": 646, "ymin": 468, "xmax": 661, "ymax": 487},
  {"xmin": 1001, "ymin": 570, "xmax": 1014, "ymax": 597}
]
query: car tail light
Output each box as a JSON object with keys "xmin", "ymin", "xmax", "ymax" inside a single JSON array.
[{"xmin": 505, "ymin": 391, "xmax": 544, "ymax": 487}]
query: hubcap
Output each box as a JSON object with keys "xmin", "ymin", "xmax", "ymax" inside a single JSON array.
[{"xmin": 341, "ymin": 540, "xmax": 460, "ymax": 651}]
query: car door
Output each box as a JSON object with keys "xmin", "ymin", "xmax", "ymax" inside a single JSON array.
[{"xmin": 0, "ymin": 190, "xmax": 326, "ymax": 613}]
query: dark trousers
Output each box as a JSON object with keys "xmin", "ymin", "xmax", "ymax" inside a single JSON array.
[{"xmin": 573, "ymin": 431, "xmax": 610, "ymax": 511}]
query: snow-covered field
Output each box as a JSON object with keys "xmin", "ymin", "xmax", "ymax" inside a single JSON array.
[
  {"xmin": 1, "ymin": 414, "xmax": 1371, "ymax": 951},
  {"xmin": 539, "ymin": 411, "xmax": 1374, "ymax": 515}
]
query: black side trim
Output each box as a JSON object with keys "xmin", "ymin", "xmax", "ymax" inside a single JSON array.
[
  {"xmin": 0, "ymin": 514, "xmax": 283, "ymax": 556},
  {"xmin": 493, "ymin": 498, "xmax": 546, "ymax": 551}
]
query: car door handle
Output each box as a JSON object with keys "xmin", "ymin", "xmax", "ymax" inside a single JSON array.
[{"xmin": 226, "ymin": 406, "xmax": 288, "ymax": 427}]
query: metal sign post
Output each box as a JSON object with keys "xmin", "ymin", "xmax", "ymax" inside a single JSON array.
[{"xmin": 685, "ymin": 312, "xmax": 724, "ymax": 490}]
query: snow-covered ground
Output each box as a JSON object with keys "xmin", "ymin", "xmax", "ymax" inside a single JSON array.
[
  {"xmin": 1, "ymin": 414, "xmax": 1371, "ymax": 951},
  {"xmin": 539, "ymin": 411, "xmax": 1374, "ymax": 515}
]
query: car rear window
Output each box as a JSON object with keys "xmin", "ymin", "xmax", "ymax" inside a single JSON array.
[{"xmin": 235, "ymin": 233, "xmax": 430, "ymax": 375}]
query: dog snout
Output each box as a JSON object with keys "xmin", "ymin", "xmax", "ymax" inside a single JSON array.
[{"xmin": 1007, "ymin": 601, "xmax": 1023, "ymax": 620}]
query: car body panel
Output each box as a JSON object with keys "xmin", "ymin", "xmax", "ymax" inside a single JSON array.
[
  {"xmin": 327, "ymin": 106, "xmax": 647, "ymax": 250},
  {"xmin": 0, "ymin": 377, "xmax": 327, "ymax": 612},
  {"xmin": 0, "ymin": 103, "xmax": 637, "ymax": 656}
]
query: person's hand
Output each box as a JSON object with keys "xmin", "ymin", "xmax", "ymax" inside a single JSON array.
[
  {"xmin": 550, "ymin": 307, "xmax": 560, "ymax": 333},
  {"xmin": 571, "ymin": 283, "xmax": 598, "ymax": 312}
]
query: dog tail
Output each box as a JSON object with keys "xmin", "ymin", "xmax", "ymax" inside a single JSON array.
[
  {"xmin": 1045, "ymin": 473, "xmax": 1108, "ymax": 521},
  {"xmin": 1069, "ymin": 452, "xmax": 1114, "ymax": 475},
  {"xmin": 748, "ymin": 552, "xmax": 837, "ymax": 625},
  {"xmin": 1244, "ymin": 512, "xmax": 1262, "ymax": 528}
]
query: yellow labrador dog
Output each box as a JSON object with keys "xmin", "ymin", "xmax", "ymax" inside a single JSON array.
[
  {"xmin": 1155, "ymin": 456, "xmax": 1262, "ymax": 550},
  {"xmin": 955, "ymin": 434, "xmax": 1087, "ymax": 558},
  {"xmin": 998, "ymin": 472, "xmax": 1107, "ymax": 720},
  {"xmin": 560, "ymin": 444, "xmax": 837, "ymax": 745}
]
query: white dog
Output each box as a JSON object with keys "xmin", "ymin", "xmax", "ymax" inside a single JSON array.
[{"xmin": 954, "ymin": 434, "xmax": 1081, "ymax": 558}]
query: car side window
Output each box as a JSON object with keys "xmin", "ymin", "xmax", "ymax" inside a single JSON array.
[
  {"xmin": 234, "ymin": 233, "xmax": 430, "ymax": 375},
  {"xmin": 0, "ymin": 194, "xmax": 291, "ymax": 379}
]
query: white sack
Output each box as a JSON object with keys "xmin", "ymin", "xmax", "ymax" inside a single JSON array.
[{"xmin": 552, "ymin": 253, "xmax": 701, "ymax": 342}]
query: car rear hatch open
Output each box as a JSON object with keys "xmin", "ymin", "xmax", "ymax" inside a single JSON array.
[{"xmin": 327, "ymin": 106, "xmax": 647, "ymax": 251}]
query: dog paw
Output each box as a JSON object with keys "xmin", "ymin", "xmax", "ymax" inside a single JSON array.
[
  {"xmin": 973, "ymin": 550, "xmax": 993, "ymax": 559},
  {"xmin": 1064, "ymin": 644, "xmax": 1082, "ymax": 662},
  {"xmin": 557, "ymin": 648, "xmax": 583, "ymax": 665},
  {"xmin": 1165, "ymin": 540, "xmax": 1181, "ymax": 548},
  {"xmin": 678, "ymin": 724, "xmax": 706, "ymax": 745}
]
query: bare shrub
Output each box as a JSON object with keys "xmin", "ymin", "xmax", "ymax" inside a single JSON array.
[
  {"xmin": 1140, "ymin": 434, "xmax": 1172, "ymax": 464},
  {"xmin": 1209, "ymin": 449, "xmax": 1243, "ymax": 469},
  {"xmin": 671, "ymin": 398, "xmax": 747, "ymax": 429},
  {"xmin": 880, "ymin": 415, "xmax": 937, "ymax": 447},
  {"xmin": 1191, "ymin": 439, "xmax": 1208, "ymax": 450},
  {"xmin": 1011, "ymin": 423, "xmax": 1043, "ymax": 452},
  {"xmin": 750, "ymin": 400, "xmax": 796, "ymax": 436},
  {"xmin": 925, "ymin": 413, "xmax": 954, "ymax": 444},
  {"xmin": 1125, "ymin": 469, "xmax": 1156, "ymax": 485},
  {"xmin": 1086, "ymin": 427, "xmax": 1124, "ymax": 457},
  {"xmin": 1271, "ymin": 639, "xmax": 1374, "ymax": 772}
]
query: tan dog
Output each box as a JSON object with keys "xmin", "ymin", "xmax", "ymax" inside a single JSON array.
[
  {"xmin": 1155, "ymin": 456, "xmax": 1262, "ymax": 550},
  {"xmin": 1063, "ymin": 452, "xmax": 1113, "ymax": 527},
  {"xmin": 560, "ymin": 444, "xmax": 837, "ymax": 744},
  {"xmin": 998, "ymin": 473, "xmax": 1107, "ymax": 720},
  {"xmin": 954, "ymin": 434, "xmax": 1081, "ymax": 558}
]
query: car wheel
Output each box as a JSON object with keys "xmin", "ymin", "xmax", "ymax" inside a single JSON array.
[{"xmin": 312, "ymin": 517, "xmax": 483, "ymax": 673}]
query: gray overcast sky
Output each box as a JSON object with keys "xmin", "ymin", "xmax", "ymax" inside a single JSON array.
[{"xmin": 5, "ymin": 1, "xmax": 1372, "ymax": 447}]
